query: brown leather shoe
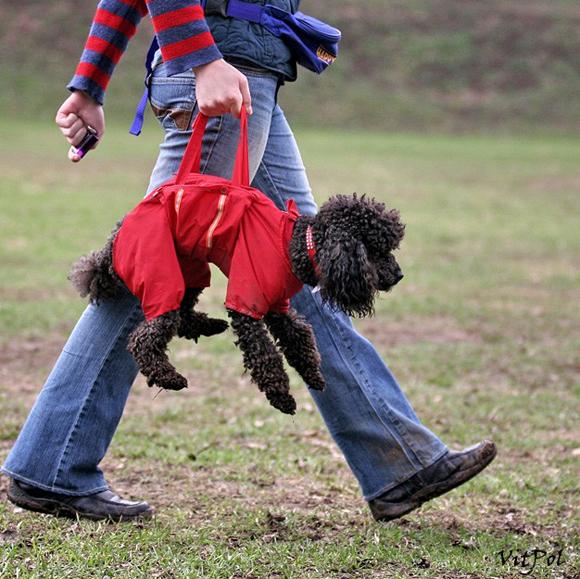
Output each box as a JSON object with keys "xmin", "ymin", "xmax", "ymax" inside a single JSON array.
[
  {"xmin": 7, "ymin": 479, "xmax": 154, "ymax": 522},
  {"xmin": 369, "ymin": 439, "xmax": 497, "ymax": 522}
]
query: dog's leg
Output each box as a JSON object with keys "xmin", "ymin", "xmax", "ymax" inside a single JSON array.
[
  {"xmin": 264, "ymin": 310, "xmax": 326, "ymax": 392},
  {"xmin": 177, "ymin": 288, "xmax": 229, "ymax": 342},
  {"xmin": 127, "ymin": 310, "xmax": 188, "ymax": 391},
  {"xmin": 227, "ymin": 310, "xmax": 297, "ymax": 415}
]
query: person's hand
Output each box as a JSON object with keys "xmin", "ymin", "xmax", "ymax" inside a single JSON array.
[
  {"xmin": 55, "ymin": 91, "xmax": 105, "ymax": 162},
  {"xmin": 193, "ymin": 59, "xmax": 253, "ymax": 117}
]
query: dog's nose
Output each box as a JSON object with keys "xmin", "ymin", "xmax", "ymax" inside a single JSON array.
[{"xmin": 394, "ymin": 272, "xmax": 404, "ymax": 285}]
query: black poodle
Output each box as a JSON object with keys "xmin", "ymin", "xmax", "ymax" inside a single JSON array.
[{"xmin": 70, "ymin": 193, "xmax": 405, "ymax": 414}]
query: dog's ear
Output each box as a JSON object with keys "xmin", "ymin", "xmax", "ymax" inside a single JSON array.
[
  {"xmin": 317, "ymin": 226, "xmax": 378, "ymax": 318},
  {"xmin": 352, "ymin": 197, "xmax": 405, "ymax": 253},
  {"xmin": 318, "ymin": 194, "xmax": 405, "ymax": 253},
  {"xmin": 380, "ymin": 208, "xmax": 405, "ymax": 251}
]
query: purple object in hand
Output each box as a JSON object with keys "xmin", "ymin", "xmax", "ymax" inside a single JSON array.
[{"xmin": 73, "ymin": 127, "xmax": 99, "ymax": 159}]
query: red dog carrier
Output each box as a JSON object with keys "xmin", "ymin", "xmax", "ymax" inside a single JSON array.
[{"xmin": 113, "ymin": 110, "xmax": 303, "ymax": 321}]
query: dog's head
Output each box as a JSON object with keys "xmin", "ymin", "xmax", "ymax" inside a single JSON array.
[{"xmin": 312, "ymin": 194, "xmax": 405, "ymax": 317}]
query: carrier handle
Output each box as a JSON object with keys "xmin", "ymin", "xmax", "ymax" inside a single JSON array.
[{"xmin": 175, "ymin": 108, "xmax": 249, "ymax": 187}]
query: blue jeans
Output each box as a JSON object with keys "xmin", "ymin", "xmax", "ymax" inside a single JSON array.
[{"xmin": 2, "ymin": 61, "xmax": 448, "ymax": 501}]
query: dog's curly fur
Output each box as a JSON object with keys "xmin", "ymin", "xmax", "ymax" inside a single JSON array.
[
  {"xmin": 70, "ymin": 193, "xmax": 405, "ymax": 414},
  {"xmin": 68, "ymin": 220, "xmax": 125, "ymax": 303},
  {"xmin": 177, "ymin": 288, "xmax": 229, "ymax": 342},
  {"xmin": 228, "ymin": 311, "xmax": 297, "ymax": 414}
]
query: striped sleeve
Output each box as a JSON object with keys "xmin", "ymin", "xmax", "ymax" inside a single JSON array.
[
  {"xmin": 67, "ymin": 0, "xmax": 222, "ymax": 105},
  {"xmin": 147, "ymin": 1, "xmax": 222, "ymax": 77}
]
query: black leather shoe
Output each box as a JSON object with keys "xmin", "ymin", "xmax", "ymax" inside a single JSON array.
[
  {"xmin": 7, "ymin": 479, "xmax": 154, "ymax": 522},
  {"xmin": 369, "ymin": 439, "xmax": 497, "ymax": 522}
]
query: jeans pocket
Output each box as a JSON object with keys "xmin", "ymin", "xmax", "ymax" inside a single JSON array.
[{"xmin": 149, "ymin": 67, "xmax": 197, "ymax": 132}]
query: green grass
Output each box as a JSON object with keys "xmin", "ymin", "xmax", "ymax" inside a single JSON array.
[{"xmin": 0, "ymin": 121, "xmax": 578, "ymax": 578}]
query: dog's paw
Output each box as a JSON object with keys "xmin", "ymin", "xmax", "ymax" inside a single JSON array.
[
  {"xmin": 177, "ymin": 316, "xmax": 228, "ymax": 341},
  {"xmin": 269, "ymin": 393, "xmax": 297, "ymax": 415},
  {"xmin": 201, "ymin": 318, "xmax": 229, "ymax": 337},
  {"xmin": 307, "ymin": 372, "xmax": 326, "ymax": 391},
  {"xmin": 177, "ymin": 328, "xmax": 202, "ymax": 342},
  {"xmin": 147, "ymin": 373, "xmax": 188, "ymax": 391}
]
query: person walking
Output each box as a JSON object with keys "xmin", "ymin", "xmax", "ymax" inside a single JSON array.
[{"xmin": 3, "ymin": 0, "xmax": 496, "ymax": 522}]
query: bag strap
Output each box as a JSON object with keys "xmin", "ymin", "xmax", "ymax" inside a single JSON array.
[
  {"xmin": 129, "ymin": 36, "xmax": 160, "ymax": 136},
  {"xmin": 232, "ymin": 107, "xmax": 249, "ymax": 186},
  {"xmin": 226, "ymin": 0, "xmax": 264, "ymax": 22},
  {"xmin": 175, "ymin": 108, "xmax": 249, "ymax": 187}
]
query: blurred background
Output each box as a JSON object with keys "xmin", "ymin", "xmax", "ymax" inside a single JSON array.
[{"xmin": 2, "ymin": 0, "xmax": 580, "ymax": 133}]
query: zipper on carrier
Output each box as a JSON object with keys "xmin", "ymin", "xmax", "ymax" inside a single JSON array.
[
  {"xmin": 206, "ymin": 193, "xmax": 227, "ymax": 248},
  {"xmin": 175, "ymin": 188, "xmax": 184, "ymax": 215}
]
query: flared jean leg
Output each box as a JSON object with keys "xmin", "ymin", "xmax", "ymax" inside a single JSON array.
[
  {"xmin": 291, "ymin": 289, "xmax": 448, "ymax": 500},
  {"xmin": 2, "ymin": 291, "xmax": 144, "ymax": 495},
  {"xmin": 252, "ymin": 104, "xmax": 448, "ymax": 500}
]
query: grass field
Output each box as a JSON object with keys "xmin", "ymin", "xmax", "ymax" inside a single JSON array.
[{"xmin": 0, "ymin": 120, "xmax": 578, "ymax": 578}]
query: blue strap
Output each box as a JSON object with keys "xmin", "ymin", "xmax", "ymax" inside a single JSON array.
[
  {"xmin": 226, "ymin": 0, "xmax": 264, "ymax": 23},
  {"xmin": 129, "ymin": 89, "xmax": 149, "ymax": 136},
  {"xmin": 129, "ymin": 36, "xmax": 160, "ymax": 136}
]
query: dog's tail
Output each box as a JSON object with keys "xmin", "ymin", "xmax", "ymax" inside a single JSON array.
[{"xmin": 69, "ymin": 221, "xmax": 125, "ymax": 303}]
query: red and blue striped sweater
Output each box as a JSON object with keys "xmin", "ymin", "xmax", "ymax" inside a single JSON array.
[{"xmin": 68, "ymin": 0, "xmax": 223, "ymax": 105}]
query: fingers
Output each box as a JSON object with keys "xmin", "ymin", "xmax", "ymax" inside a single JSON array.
[
  {"xmin": 228, "ymin": 94, "xmax": 244, "ymax": 118},
  {"xmin": 55, "ymin": 110, "xmax": 75, "ymax": 128},
  {"xmin": 55, "ymin": 111, "xmax": 79, "ymax": 135},
  {"xmin": 228, "ymin": 77, "xmax": 252, "ymax": 118},
  {"xmin": 194, "ymin": 60, "xmax": 253, "ymax": 118},
  {"xmin": 200, "ymin": 99, "xmax": 237, "ymax": 117},
  {"xmin": 198, "ymin": 90, "xmax": 244, "ymax": 117},
  {"xmin": 62, "ymin": 118, "xmax": 87, "ymax": 146},
  {"xmin": 56, "ymin": 110, "xmax": 87, "ymax": 163},
  {"xmin": 57, "ymin": 113, "xmax": 85, "ymax": 162},
  {"xmin": 239, "ymin": 76, "xmax": 253, "ymax": 116}
]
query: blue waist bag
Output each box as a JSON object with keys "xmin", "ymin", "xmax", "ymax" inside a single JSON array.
[{"xmin": 227, "ymin": 0, "xmax": 341, "ymax": 74}]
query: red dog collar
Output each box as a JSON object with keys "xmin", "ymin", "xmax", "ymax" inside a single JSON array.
[{"xmin": 306, "ymin": 225, "xmax": 321, "ymax": 278}]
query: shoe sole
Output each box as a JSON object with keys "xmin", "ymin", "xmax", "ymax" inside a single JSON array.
[
  {"xmin": 7, "ymin": 489, "xmax": 154, "ymax": 522},
  {"xmin": 373, "ymin": 442, "xmax": 497, "ymax": 522}
]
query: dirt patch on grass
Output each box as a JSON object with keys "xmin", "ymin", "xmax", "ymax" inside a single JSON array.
[
  {"xmin": 99, "ymin": 454, "xmax": 359, "ymax": 525},
  {"xmin": 122, "ymin": 361, "xmax": 250, "ymax": 418},
  {"xmin": 528, "ymin": 175, "xmax": 580, "ymax": 193},
  {"xmin": 0, "ymin": 286, "xmax": 74, "ymax": 302},
  {"xmin": 0, "ymin": 333, "xmax": 66, "ymax": 395},
  {"xmin": 419, "ymin": 499, "xmax": 576, "ymax": 547},
  {"xmin": 356, "ymin": 315, "xmax": 481, "ymax": 349},
  {"xmin": 0, "ymin": 330, "xmax": 238, "ymax": 403}
]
